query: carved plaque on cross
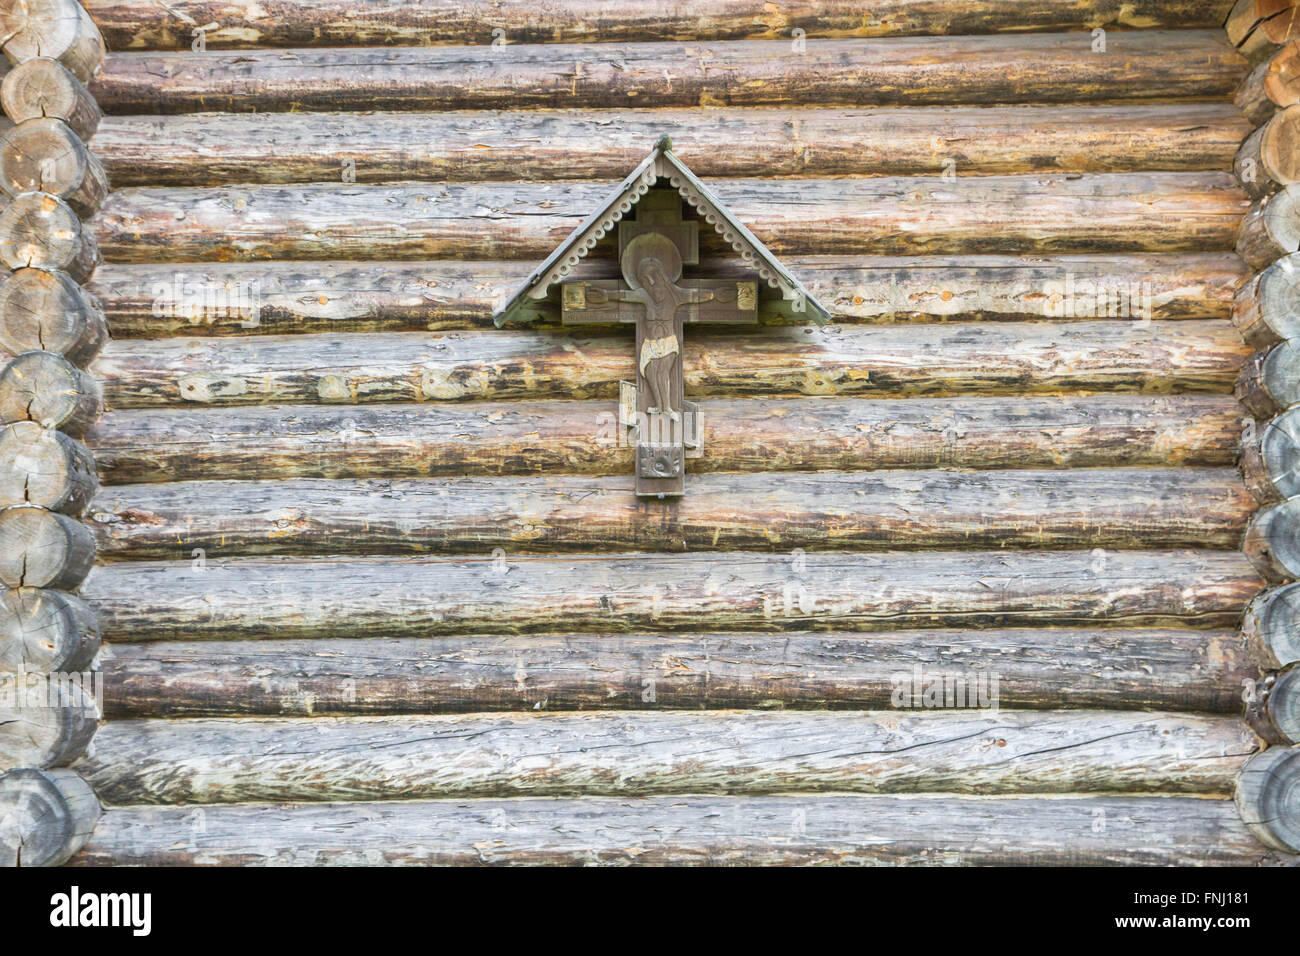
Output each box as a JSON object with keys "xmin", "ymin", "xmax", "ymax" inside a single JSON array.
[{"xmin": 560, "ymin": 188, "xmax": 758, "ymax": 496}]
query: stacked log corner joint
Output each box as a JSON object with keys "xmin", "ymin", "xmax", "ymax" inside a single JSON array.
[
  {"xmin": 1228, "ymin": 0, "xmax": 1300, "ymax": 860},
  {"xmin": 0, "ymin": 0, "xmax": 108, "ymax": 867}
]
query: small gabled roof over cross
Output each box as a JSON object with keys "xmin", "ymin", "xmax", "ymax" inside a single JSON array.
[{"xmin": 493, "ymin": 134, "xmax": 831, "ymax": 326}]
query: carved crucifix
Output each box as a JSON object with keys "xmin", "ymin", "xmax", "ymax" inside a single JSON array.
[{"xmin": 559, "ymin": 189, "xmax": 757, "ymax": 496}]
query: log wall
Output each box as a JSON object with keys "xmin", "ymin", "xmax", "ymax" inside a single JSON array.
[{"xmin": 4, "ymin": 0, "xmax": 1298, "ymax": 868}]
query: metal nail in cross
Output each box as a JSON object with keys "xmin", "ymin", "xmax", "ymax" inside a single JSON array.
[{"xmin": 494, "ymin": 135, "xmax": 829, "ymax": 497}]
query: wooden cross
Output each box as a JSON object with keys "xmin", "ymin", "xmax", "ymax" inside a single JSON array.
[{"xmin": 559, "ymin": 188, "xmax": 758, "ymax": 496}]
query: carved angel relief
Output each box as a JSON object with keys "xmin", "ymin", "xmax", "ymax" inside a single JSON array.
[{"xmin": 494, "ymin": 135, "xmax": 829, "ymax": 497}]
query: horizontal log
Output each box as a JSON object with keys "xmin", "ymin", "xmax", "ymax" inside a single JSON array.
[
  {"xmin": 1234, "ymin": 104, "xmax": 1300, "ymax": 199},
  {"xmin": 0, "ymin": 587, "xmax": 100, "ymax": 675},
  {"xmin": 0, "ymin": 506, "xmax": 97, "ymax": 590},
  {"xmin": 82, "ymin": 0, "xmax": 1234, "ymax": 50},
  {"xmin": 0, "ymin": 118, "xmax": 109, "ymax": 218},
  {"xmin": 99, "ymin": 627, "xmax": 1254, "ymax": 718},
  {"xmin": 0, "ymin": 0, "xmax": 106, "ymax": 84},
  {"xmin": 77, "ymin": 322, "xmax": 1251, "ymax": 411},
  {"xmin": 85, "ymin": 395, "xmax": 1244, "ymax": 485},
  {"xmin": 83, "ymin": 469, "xmax": 1256, "ymax": 560},
  {"xmin": 90, "ymin": 104, "xmax": 1251, "ymax": 187},
  {"xmin": 1243, "ymin": 497, "xmax": 1300, "ymax": 581},
  {"xmin": 1243, "ymin": 583, "xmax": 1300, "ymax": 668},
  {"xmin": 1226, "ymin": 0, "xmax": 1299, "ymax": 60},
  {"xmin": 1234, "ymin": 340, "xmax": 1300, "ymax": 418},
  {"xmin": 0, "ymin": 421, "xmax": 99, "ymax": 514},
  {"xmin": 69, "ymin": 793, "xmax": 1292, "ymax": 866},
  {"xmin": 0, "ymin": 268, "xmax": 108, "ymax": 365},
  {"xmin": 1238, "ymin": 402, "xmax": 1300, "ymax": 503},
  {"xmin": 1231, "ymin": 252, "xmax": 1300, "ymax": 348},
  {"xmin": 86, "ymin": 32, "xmax": 1247, "ymax": 115},
  {"xmin": 88, "ymin": 174, "xmax": 1249, "ymax": 263},
  {"xmin": 77, "ymin": 710, "xmax": 1257, "ymax": 805},
  {"xmin": 0, "ymin": 673, "xmax": 100, "ymax": 770},
  {"xmin": 0, "ymin": 191, "xmax": 99, "ymax": 281},
  {"xmin": 0, "ymin": 350, "xmax": 103, "ymax": 435},
  {"xmin": 1235, "ymin": 185, "xmax": 1300, "ymax": 269},
  {"xmin": 0, "ymin": 767, "xmax": 100, "ymax": 867},
  {"xmin": 1235, "ymin": 745, "xmax": 1300, "ymax": 852},
  {"xmin": 1236, "ymin": 39, "xmax": 1300, "ymax": 124},
  {"xmin": 77, "ymin": 550, "xmax": 1266, "ymax": 641},
  {"xmin": 88, "ymin": 253, "xmax": 1246, "ymax": 337},
  {"xmin": 0, "ymin": 58, "xmax": 101, "ymax": 142}
]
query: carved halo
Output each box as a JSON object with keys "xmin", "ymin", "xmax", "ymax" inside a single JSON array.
[{"xmin": 622, "ymin": 232, "xmax": 682, "ymax": 289}]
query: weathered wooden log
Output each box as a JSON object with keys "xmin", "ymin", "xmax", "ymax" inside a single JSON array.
[
  {"xmin": 87, "ymin": 32, "xmax": 1246, "ymax": 115},
  {"xmin": 0, "ymin": 118, "xmax": 109, "ymax": 217},
  {"xmin": 0, "ymin": 192, "xmax": 99, "ymax": 282},
  {"xmin": 0, "ymin": 267, "xmax": 107, "ymax": 364},
  {"xmin": 1240, "ymin": 404, "xmax": 1300, "ymax": 503},
  {"xmin": 67, "ymin": 793, "xmax": 1293, "ymax": 867},
  {"xmin": 0, "ymin": 767, "xmax": 99, "ymax": 867},
  {"xmin": 85, "ymin": 395, "xmax": 1243, "ymax": 486},
  {"xmin": 1236, "ymin": 40, "xmax": 1300, "ymax": 124},
  {"xmin": 0, "ymin": 505, "xmax": 96, "ymax": 590},
  {"xmin": 1234, "ymin": 105, "xmax": 1300, "ymax": 199},
  {"xmin": 1235, "ymin": 340, "xmax": 1300, "ymax": 417},
  {"xmin": 1231, "ymin": 252, "xmax": 1300, "ymax": 348},
  {"xmin": 0, "ymin": 587, "xmax": 99, "ymax": 674},
  {"xmin": 0, "ymin": 57, "xmax": 101, "ymax": 142},
  {"xmin": 87, "ymin": 254, "xmax": 1246, "ymax": 337},
  {"xmin": 90, "ymin": 104, "xmax": 1251, "ymax": 187},
  {"xmin": 83, "ymin": 468, "xmax": 1255, "ymax": 560},
  {"xmin": 1242, "ymin": 583, "xmax": 1300, "ymax": 668},
  {"xmin": 81, "ymin": 322, "xmax": 1250, "ymax": 411},
  {"xmin": 81, "ymin": 0, "xmax": 1234, "ymax": 50},
  {"xmin": 78, "ymin": 550, "xmax": 1265, "ymax": 641},
  {"xmin": 0, "ymin": 673, "xmax": 99, "ymax": 770},
  {"xmin": 1235, "ymin": 185, "xmax": 1300, "ymax": 269},
  {"xmin": 1243, "ymin": 497, "xmax": 1300, "ymax": 580},
  {"xmin": 88, "ymin": 174, "xmax": 1248, "ymax": 263},
  {"xmin": 0, "ymin": 0, "xmax": 106, "ymax": 84},
  {"xmin": 0, "ymin": 350, "xmax": 102, "ymax": 435},
  {"xmin": 1245, "ymin": 665, "xmax": 1300, "ymax": 744},
  {"xmin": 0, "ymin": 421, "xmax": 98, "ymax": 513},
  {"xmin": 99, "ymin": 627, "xmax": 1253, "ymax": 719},
  {"xmin": 79, "ymin": 710, "xmax": 1255, "ymax": 805},
  {"xmin": 1235, "ymin": 745, "xmax": 1300, "ymax": 852},
  {"xmin": 1226, "ymin": 0, "xmax": 1300, "ymax": 61}
]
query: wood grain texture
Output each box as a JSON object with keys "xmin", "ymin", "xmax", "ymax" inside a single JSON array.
[
  {"xmin": 77, "ymin": 550, "xmax": 1267, "ymax": 641},
  {"xmin": 87, "ymin": 174, "xmax": 1250, "ymax": 263},
  {"xmin": 0, "ymin": 0, "xmax": 106, "ymax": 84},
  {"xmin": 0, "ymin": 767, "xmax": 100, "ymax": 867},
  {"xmin": 0, "ymin": 505, "xmax": 96, "ymax": 590},
  {"xmin": 0, "ymin": 57, "xmax": 101, "ymax": 141},
  {"xmin": 0, "ymin": 587, "xmax": 100, "ymax": 675},
  {"xmin": 0, "ymin": 673, "xmax": 100, "ymax": 770},
  {"xmin": 82, "ymin": 0, "xmax": 1235, "ymax": 50},
  {"xmin": 1235, "ymin": 745, "xmax": 1300, "ymax": 852},
  {"xmin": 0, "ymin": 420, "xmax": 99, "ymax": 514},
  {"xmin": 1236, "ymin": 39, "xmax": 1300, "ymax": 124},
  {"xmin": 90, "ymin": 104, "xmax": 1251, "ymax": 187},
  {"xmin": 77, "ymin": 322, "xmax": 1252, "ymax": 411},
  {"xmin": 1231, "ymin": 252, "xmax": 1300, "ymax": 349},
  {"xmin": 1243, "ymin": 583, "xmax": 1300, "ymax": 668},
  {"xmin": 68, "ymin": 793, "xmax": 1294, "ymax": 866},
  {"xmin": 85, "ymin": 395, "xmax": 1245, "ymax": 485},
  {"xmin": 85, "ymin": 32, "xmax": 1247, "ymax": 115},
  {"xmin": 88, "ymin": 254, "xmax": 1246, "ymax": 337},
  {"xmin": 83, "ymin": 468, "xmax": 1257, "ymax": 560},
  {"xmin": 0, "ymin": 267, "xmax": 108, "ymax": 365},
  {"xmin": 76, "ymin": 710, "xmax": 1257, "ymax": 805},
  {"xmin": 98, "ymin": 627, "xmax": 1254, "ymax": 718}
]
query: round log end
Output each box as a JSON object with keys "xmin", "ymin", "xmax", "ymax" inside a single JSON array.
[
  {"xmin": 0, "ymin": 349, "xmax": 103, "ymax": 436},
  {"xmin": 0, "ymin": 505, "xmax": 97, "ymax": 590},
  {"xmin": 1243, "ymin": 583, "xmax": 1300, "ymax": 669},
  {"xmin": 0, "ymin": 191, "xmax": 98, "ymax": 282},
  {"xmin": 0, "ymin": 267, "xmax": 107, "ymax": 364},
  {"xmin": 0, "ymin": 672, "xmax": 99, "ymax": 770},
  {"xmin": 0, "ymin": 57, "xmax": 101, "ymax": 142},
  {"xmin": 1235, "ymin": 745, "xmax": 1300, "ymax": 853},
  {"xmin": 0, "ymin": 767, "xmax": 100, "ymax": 866},
  {"xmin": 0, "ymin": 0, "xmax": 106, "ymax": 85},
  {"xmin": 1263, "ymin": 105, "xmax": 1300, "ymax": 186},
  {"xmin": 0, "ymin": 117, "xmax": 106, "ymax": 217},
  {"xmin": 1245, "ymin": 404, "xmax": 1300, "ymax": 502},
  {"xmin": 1260, "ymin": 665, "xmax": 1300, "ymax": 744},
  {"xmin": 1244, "ymin": 497, "xmax": 1300, "ymax": 582},
  {"xmin": 0, "ymin": 420, "xmax": 99, "ymax": 514},
  {"xmin": 0, "ymin": 586, "xmax": 100, "ymax": 675}
]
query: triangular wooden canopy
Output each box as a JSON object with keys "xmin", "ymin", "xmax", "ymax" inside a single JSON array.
[{"xmin": 493, "ymin": 134, "xmax": 831, "ymax": 326}]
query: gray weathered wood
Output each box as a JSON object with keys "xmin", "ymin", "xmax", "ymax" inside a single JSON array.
[
  {"xmin": 87, "ymin": 254, "xmax": 1245, "ymax": 337},
  {"xmin": 1236, "ymin": 184, "xmax": 1300, "ymax": 269},
  {"xmin": 1239, "ymin": 402, "xmax": 1300, "ymax": 503},
  {"xmin": 0, "ymin": 57, "xmax": 100, "ymax": 141},
  {"xmin": 80, "ymin": 321, "xmax": 1250, "ymax": 411},
  {"xmin": 1231, "ymin": 252, "xmax": 1300, "ymax": 348},
  {"xmin": 0, "ymin": 191, "xmax": 99, "ymax": 282},
  {"xmin": 83, "ymin": 468, "xmax": 1256, "ymax": 560},
  {"xmin": 98, "ymin": 627, "xmax": 1254, "ymax": 718},
  {"xmin": 0, "ymin": 267, "xmax": 108, "ymax": 365},
  {"xmin": 77, "ymin": 550, "xmax": 1266, "ymax": 641},
  {"xmin": 0, "ymin": 505, "xmax": 96, "ymax": 590},
  {"xmin": 0, "ymin": 0, "xmax": 106, "ymax": 84},
  {"xmin": 1249, "ymin": 665, "xmax": 1300, "ymax": 744},
  {"xmin": 0, "ymin": 420, "xmax": 98, "ymax": 513},
  {"xmin": 87, "ymin": 174, "xmax": 1248, "ymax": 263},
  {"xmin": 0, "ymin": 767, "xmax": 99, "ymax": 866},
  {"xmin": 1243, "ymin": 583, "xmax": 1300, "ymax": 668},
  {"xmin": 1235, "ymin": 745, "xmax": 1300, "ymax": 852},
  {"xmin": 0, "ymin": 587, "xmax": 99, "ymax": 674},
  {"xmin": 78, "ymin": 710, "xmax": 1256, "ymax": 805},
  {"xmin": 1243, "ymin": 497, "xmax": 1300, "ymax": 581},
  {"xmin": 1234, "ymin": 340, "xmax": 1300, "ymax": 418},
  {"xmin": 84, "ymin": 395, "xmax": 1243, "ymax": 486},
  {"xmin": 0, "ymin": 673, "xmax": 99, "ymax": 770},
  {"xmin": 0, "ymin": 350, "xmax": 102, "ymax": 435},
  {"xmin": 0, "ymin": 118, "xmax": 108, "ymax": 217},
  {"xmin": 66, "ymin": 793, "xmax": 1293, "ymax": 866}
]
